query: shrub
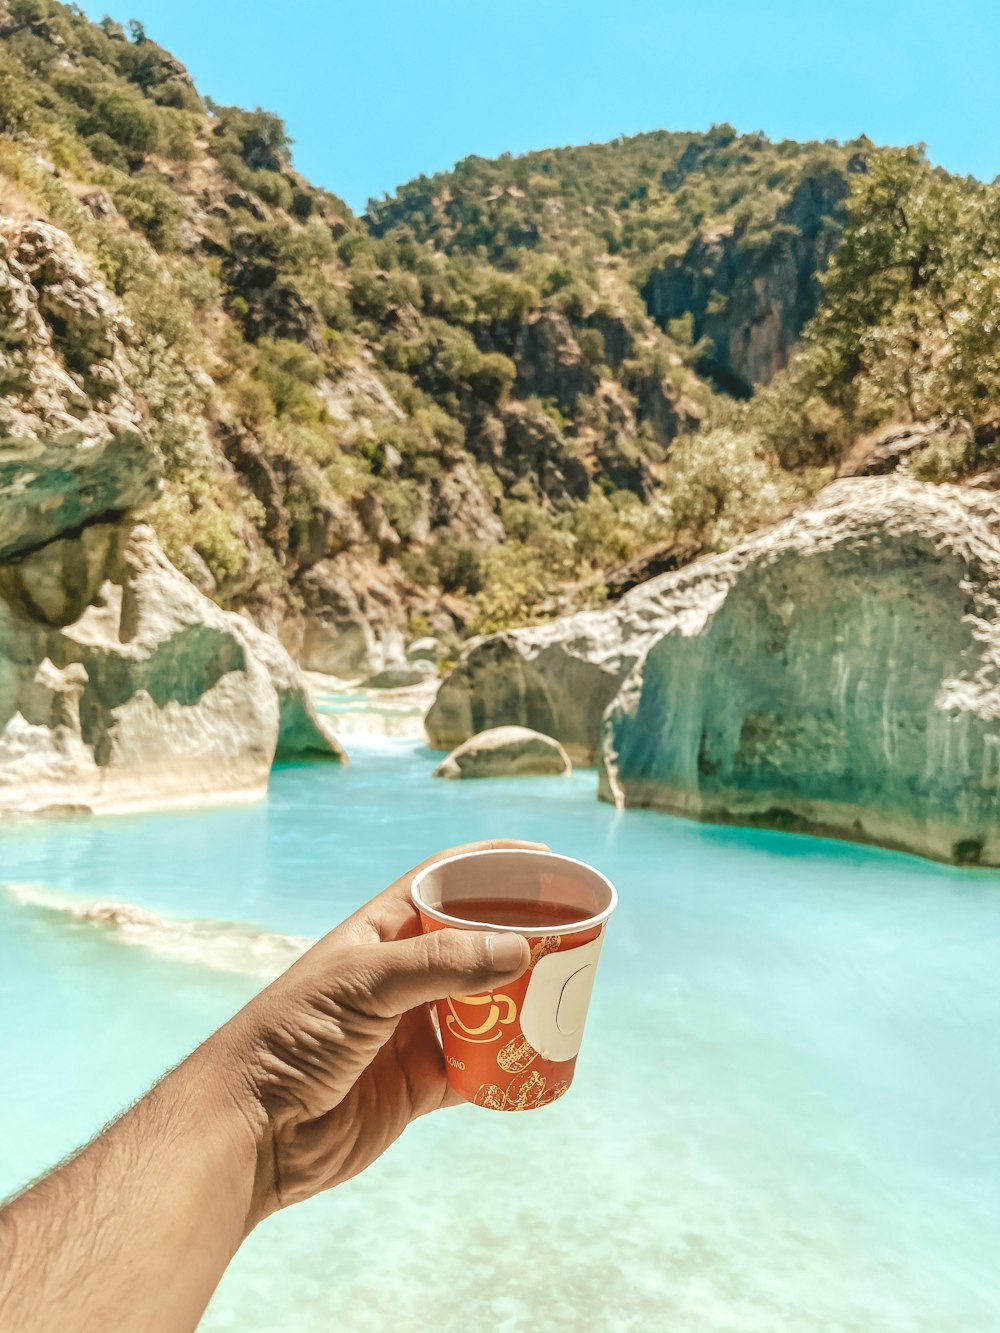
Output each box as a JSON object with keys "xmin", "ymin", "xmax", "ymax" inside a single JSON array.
[
  {"xmin": 110, "ymin": 172, "xmax": 185, "ymax": 251},
  {"xmin": 80, "ymin": 86, "xmax": 160, "ymax": 154},
  {"xmin": 468, "ymin": 350, "xmax": 515, "ymax": 403},
  {"xmin": 656, "ymin": 426, "xmax": 818, "ymax": 551},
  {"xmin": 429, "ymin": 534, "xmax": 486, "ymax": 594}
]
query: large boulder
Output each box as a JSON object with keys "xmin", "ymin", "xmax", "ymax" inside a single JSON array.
[
  {"xmin": 600, "ymin": 479, "xmax": 1000, "ymax": 864},
  {"xmin": 425, "ymin": 569, "xmax": 701, "ymax": 762},
  {"xmin": 433, "ymin": 726, "xmax": 571, "ymax": 780},
  {"xmin": 0, "ymin": 525, "xmax": 344, "ymax": 815},
  {"xmin": 430, "ymin": 478, "xmax": 1000, "ymax": 864}
]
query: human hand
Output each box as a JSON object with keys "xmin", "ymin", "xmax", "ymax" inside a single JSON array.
[{"xmin": 214, "ymin": 840, "xmax": 541, "ymax": 1227}]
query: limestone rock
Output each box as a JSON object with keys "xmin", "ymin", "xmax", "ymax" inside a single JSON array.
[
  {"xmin": 600, "ymin": 478, "xmax": 1000, "ymax": 865},
  {"xmin": 0, "ymin": 525, "xmax": 344, "ymax": 815},
  {"xmin": 433, "ymin": 726, "xmax": 572, "ymax": 780},
  {"xmin": 230, "ymin": 613, "xmax": 345, "ymax": 762},
  {"xmin": 0, "ymin": 217, "xmax": 157, "ymax": 559},
  {"xmin": 284, "ymin": 552, "xmax": 410, "ymax": 678},
  {"xmin": 426, "ymin": 614, "xmax": 644, "ymax": 765},
  {"xmin": 407, "ymin": 636, "xmax": 444, "ymax": 662},
  {"xmin": 642, "ymin": 171, "xmax": 849, "ymax": 394},
  {"xmin": 0, "ymin": 521, "xmax": 124, "ymax": 626},
  {"xmin": 363, "ymin": 659, "xmax": 437, "ymax": 690},
  {"xmin": 513, "ymin": 308, "xmax": 594, "ymax": 411},
  {"xmin": 429, "ymin": 477, "xmax": 1000, "ymax": 864}
]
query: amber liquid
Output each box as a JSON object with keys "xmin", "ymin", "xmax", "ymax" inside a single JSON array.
[{"xmin": 441, "ymin": 896, "xmax": 589, "ymax": 929}]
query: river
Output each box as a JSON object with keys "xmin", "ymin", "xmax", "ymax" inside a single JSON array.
[{"xmin": 1, "ymin": 716, "xmax": 998, "ymax": 1330}]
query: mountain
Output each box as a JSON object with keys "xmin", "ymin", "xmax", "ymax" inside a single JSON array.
[{"xmin": 1, "ymin": 0, "xmax": 998, "ymax": 676}]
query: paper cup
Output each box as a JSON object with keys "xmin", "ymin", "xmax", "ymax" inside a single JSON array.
[{"xmin": 410, "ymin": 849, "xmax": 617, "ymax": 1111}]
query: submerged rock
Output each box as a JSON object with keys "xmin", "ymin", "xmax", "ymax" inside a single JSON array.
[
  {"xmin": 429, "ymin": 478, "xmax": 1000, "ymax": 864},
  {"xmin": 433, "ymin": 726, "xmax": 572, "ymax": 780}
]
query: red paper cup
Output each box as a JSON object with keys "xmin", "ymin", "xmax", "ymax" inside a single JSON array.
[{"xmin": 411, "ymin": 849, "xmax": 617, "ymax": 1111}]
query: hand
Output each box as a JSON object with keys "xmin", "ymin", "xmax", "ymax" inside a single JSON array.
[{"xmin": 215, "ymin": 840, "xmax": 540, "ymax": 1226}]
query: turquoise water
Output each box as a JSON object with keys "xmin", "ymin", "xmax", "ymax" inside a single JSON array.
[{"xmin": 2, "ymin": 733, "xmax": 1000, "ymax": 1330}]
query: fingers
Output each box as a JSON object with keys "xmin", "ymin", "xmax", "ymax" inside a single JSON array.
[
  {"xmin": 339, "ymin": 839, "xmax": 551, "ymax": 946},
  {"xmin": 350, "ymin": 927, "xmax": 531, "ymax": 1019}
]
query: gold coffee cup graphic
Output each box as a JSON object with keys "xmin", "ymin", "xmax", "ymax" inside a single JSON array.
[{"xmin": 410, "ymin": 849, "xmax": 617, "ymax": 1111}]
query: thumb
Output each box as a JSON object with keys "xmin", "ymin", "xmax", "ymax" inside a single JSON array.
[{"xmin": 360, "ymin": 929, "xmax": 530, "ymax": 1018}]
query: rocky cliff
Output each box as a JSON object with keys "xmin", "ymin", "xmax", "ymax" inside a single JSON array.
[
  {"xmin": 429, "ymin": 478, "xmax": 1000, "ymax": 864},
  {"xmin": 0, "ymin": 217, "xmax": 343, "ymax": 815},
  {"xmin": 641, "ymin": 169, "xmax": 852, "ymax": 395}
]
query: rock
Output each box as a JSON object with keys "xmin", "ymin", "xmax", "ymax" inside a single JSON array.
[
  {"xmin": 426, "ymin": 616, "xmax": 643, "ymax": 765},
  {"xmin": 353, "ymin": 489, "xmax": 402, "ymax": 559},
  {"xmin": 230, "ymin": 612, "xmax": 345, "ymax": 762},
  {"xmin": 468, "ymin": 400, "xmax": 589, "ymax": 507},
  {"xmin": 318, "ymin": 361, "xmax": 405, "ymax": 444},
  {"xmin": 634, "ymin": 369, "xmax": 704, "ymax": 448},
  {"xmin": 433, "ymin": 726, "xmax": 572, "ymax": 779},
  {"xmin": 284, "ymin": 552, "xmax": 410, "ymax": 678},
  {"xmin": 0, "ymin": 434, "xmax": 156, "ymax": 562},
  {"xmin": 837, "ymin": 419, "xmax": 973, "ymax": 479},
  {"xmin": 430, "ymin": 458, "xmax": 504, "ymax": 544},
  {"xmin": 362, "ymin": 659, "xmax": 437, "ymax": 690},
  {"xmin": 584, "ymin": 380, "xmax": 653, "ymax": 499},
  {"xmin": 407, "ymin": 636, "xmax": 444, "ymax": 662},
  {"xmin": 513, "ymin": 308, "xmax": 594, "ymax": 411},
  {"xmin": 600, "ymin": 478, "xmax": 1000, "ymax": 865},
  {"xmin": 601, "ymin": 537, "xmax": 703, "ymax": 600},
  {"xmin": 0, "ymin": 525, "xmax": 344, "ymax": 815},
  {"xmin": 0, "ymin": 217, "xmax": 157, "ymax": 559},
  {"xmin": 0, "ymin": 521, "xmax": 124, "ymax": 626},
  {"xmin": 585, "ymin": 305, "xmax": 632, "ymax": 367},
  {"xmin": 430, "ymin": 477, "xmax": 1000, "ymax": 864},
  {"xmin": 642, "ymin": 170, "xmax": 849, "ymax": 394}
]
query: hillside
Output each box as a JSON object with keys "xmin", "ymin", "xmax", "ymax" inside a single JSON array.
[{"xmin": 1, "ymin": 1, "xmax": 998, "ymax": 674}]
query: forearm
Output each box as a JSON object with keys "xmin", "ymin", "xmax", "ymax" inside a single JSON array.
[{"xmin": 0, "ymin": 1038, "xmax": 265, "ymax": 1333}]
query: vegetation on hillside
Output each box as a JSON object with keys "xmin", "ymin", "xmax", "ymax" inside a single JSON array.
[{"xmin": 0, "ymin": 0, "xmax": 997, "ymax": 649}]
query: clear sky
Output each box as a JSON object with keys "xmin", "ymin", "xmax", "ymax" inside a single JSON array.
[{"xmin": 84, "ymin": 0, "xmax": 999, "ymax": 214}]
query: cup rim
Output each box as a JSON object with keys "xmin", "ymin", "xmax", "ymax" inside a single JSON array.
[{"xmin": 410, "ymin": 847, "xmax": 618, "ymax": 935}]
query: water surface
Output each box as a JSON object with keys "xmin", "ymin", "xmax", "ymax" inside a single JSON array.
[{"xmin": 2, "ymin": 734, "xmax": 998, "ymax": 1330}]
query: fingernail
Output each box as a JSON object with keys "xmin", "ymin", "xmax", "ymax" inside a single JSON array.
[{"xmin": 488, "ymin": 933, "xmax": 525, "ymax": 971}]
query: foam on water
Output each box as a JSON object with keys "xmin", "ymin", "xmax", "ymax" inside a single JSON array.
[
  {"xmin": 5, "ymin": 882, "xmax": 309, "ymax": 978},
  {"xmin": 1, "ymin": 735, "xmax": 999, "ymax": 1329}
]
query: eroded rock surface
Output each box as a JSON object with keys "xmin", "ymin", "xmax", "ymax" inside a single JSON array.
[
  {"xmin": 433, "ymin": 726, "xmax": 571, "ymax": 779},
  {"xmin": 425, "ymin": 567, "xmax": 705, "ymax": 763},
  {"xmin": 430, "ymin": 478, "xmax": 1000, "ymax": 864},
  {"xmin": 0, "ymin": 525, "xmax": 343, "ymax": 814},
  {"xmin": 0, "ymin": 218, "xmax": 343, "ymax": 813},
  {"xmin": 0, "ymin": 219, "xmax": 155, "ymax": 558}
]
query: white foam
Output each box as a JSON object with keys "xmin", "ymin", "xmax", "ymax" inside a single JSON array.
[{"xmin": 4, "ymin": 883, "xmax": 311, "ymax": 979}]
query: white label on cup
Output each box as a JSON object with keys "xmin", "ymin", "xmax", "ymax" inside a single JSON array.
[{"xmin": 519, "ymin": 933, "xmax": 604, "ymax": 1063}]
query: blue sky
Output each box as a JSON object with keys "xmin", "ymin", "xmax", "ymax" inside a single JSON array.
[{"xmin": 85, "ymin": 0, "xmax": 999, "ymax": 214}]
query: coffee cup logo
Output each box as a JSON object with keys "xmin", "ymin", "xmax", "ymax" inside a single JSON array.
[{"xmin": 444, "ymin": 991, "xmax": 517, "ymax": 1043}]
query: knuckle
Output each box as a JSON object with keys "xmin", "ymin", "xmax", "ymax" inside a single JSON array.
[{"xmin": 427, "ymin": 928, "xmax": 479, "ymax": 975}]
